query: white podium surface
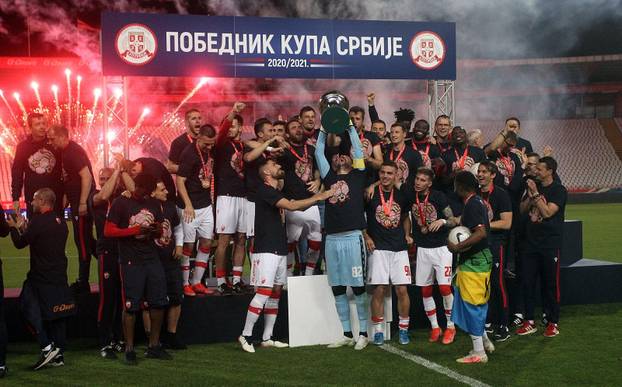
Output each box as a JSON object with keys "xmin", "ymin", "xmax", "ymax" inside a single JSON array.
[{"xmin": 288, "ymin": 275, "xmax": 392, "ymax": 348}]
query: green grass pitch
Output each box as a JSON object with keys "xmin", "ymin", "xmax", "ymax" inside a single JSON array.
[{"xmin": 1, "ymin": 203, "xmax": 621, "ymax": 385}]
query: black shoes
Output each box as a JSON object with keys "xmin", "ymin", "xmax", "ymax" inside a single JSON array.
[
  {"xmin": 145, "ymin": 345, "xmax": 173, "ymax": 360},
  {"xmin": 217, "ymin": 283, "xmax": 233, "ymax": 296},
  {"xmin": 101, "ymin": 345, "xmax": 117, "ymax": 359},
  {"xmin": 493, "ymin": 325, "xmax": 510, "ymax": 342},
  {"xmin": 124, "ymin": 350, "xmax": 137, "ymax": 366},
  {"xmin": 162, "ymin": 332, "xmax": 187, "ymax": 350}
]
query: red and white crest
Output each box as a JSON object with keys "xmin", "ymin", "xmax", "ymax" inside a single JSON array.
[
  {"xmin": 115, "ymin": 24, "xmax": 157, "ymax": 65},
  {"xmin": 375, "ymin": 203, "xmax": 402, "ymax": 229},
  {"xmin": 410, "ymin": 31, "xmax": 445, "ymax": 70}
]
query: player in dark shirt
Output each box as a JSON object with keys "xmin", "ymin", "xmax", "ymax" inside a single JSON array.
[
  {"xmin": 383, "ymin": 122, "xmax": 423, "ymax": 190},
  {"xmin": 278, "ymin": 118, "xmax": 323, "ymax": 276},
  {"xmin": 177, "ymin": 124, "xmax": 217, "ymax": 296},
  {"xmin": 299, "ymin": 105, "xmax": 318, "ymax": 146},
  {"xmin": 517, "ymin": 157, "xmax": 567, "ymax": 338},
  {"xmin": 477, "ymin": 162, "xmax": 513, "ymax": 342},
  {"xmin": 47, "ymin": 124, "xmax": 96, "ymax": 293},
  {"xmin": 0, "ymin": 209, "xmax": 11, "ymax": 376},
  {"xmin": 484, "ymin": 131, "xmax": 524, "ymax": 205},
  {"xmin": 433, "ymin": 115, "xmax": 453, "ymax": 154},
  {"xmin": 316, "ymin": 123, "xmax": 370, "ymax": 350},
  {"xmin": 152, "ymin": 181, "xmax": 186, "ymax": 350},
  {"xmin": 104, "ymin": 173, "xmax": 170, "ymax": 364},
  {"xmin": 11, "ymin": 112, "xmax": 62, "ymax": 217},
  {"xmin": 441, "ymin": 126, "xmax": 486, "ymax": 196},
  {"xmin": 89, "ymin": 166, "xmax": 128, "ymax": 359},
  {"xmin": 213, "ymin": 102, "xmax": 249, "ymax": 295},
  {"xmin": 364, "ymin": 161, "xmax": 412, "ymax": 346},
  {"xmin": 407, "ymin": 167, "xmax": 460, "ymax": 344},
  {"xmin": 238, "ymin": 159, "xmax": 330, "ymax": 353},
  {"xmin": 411, "ymin": 119, "xmax": 442, "ymax": 169},
  {"xmin": 7, "ymin": 188, "xmax": 73, "ymax": 370},
  {"xmin": 447, "ymin": 171, "xmax": 494, "ymax": 364},
  {"xmin": 166, "ymin": 108, "xmax": 202, "ymax": 175}
]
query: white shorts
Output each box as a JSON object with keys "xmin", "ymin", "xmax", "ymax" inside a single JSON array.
[
  {"xmin": 249, "ymin": 253, "xmax": 287, "ymax": 288},
  {"xmin": 367, "ymin": 250, "xmax": 411, "ymax": 285},
  {"xmin": 215, "ymin": 196, "xmax": 247, "ymax": 234},
  {"xmin": 285, "ymin": 205, "xmax": 321, "ymax": 243},
  {"xmin": 245, "ymin": 199, "xmax": 255, "ymax": 237},
  {"xmin": 415, "ymin": 246, "xmax": 453, "ymax": 286},
  {"xmin": 181, "ymin": 205, "xmax": 214, "ymax": 243}
]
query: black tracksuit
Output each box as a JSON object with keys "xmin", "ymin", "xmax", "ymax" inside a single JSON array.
[{"xmin": 10, "ymin": 210, "xmax": 74, "ymax": 351}]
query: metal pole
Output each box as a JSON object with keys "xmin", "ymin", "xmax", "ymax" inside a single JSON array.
[
  {"xmin": 123, "ymin": 77, "xmax": 129, "ymax": 159},
  {"xmin": 102, "ymin": 77, "xmax": 109, "ymax": 167}
]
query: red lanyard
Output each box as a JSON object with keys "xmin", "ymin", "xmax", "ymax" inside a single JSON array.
[
  {"xmin": 390, "ymin": 144, "xmax": 406, "ymax": 162},
  {"xmin": 378, "ymin": 186, "xmax": 394, "ymax": 216},
  {"xmin": 186, "ymin": 134, "xmax": 193, "ymax": 143},
  {"xmin": 416, "ymin": 191, "xmax": 430, "ymax": 226},
  {"xmin": 412, "ymin": 141, "xmax": 430, "ymax": 156},
  {"xmin": 454, "ymin": 146, "xmax": 469, "ymax": 169},
  {"xmin": 289, "ymin": 144, "xmax": 308, "ymax": 162},
  {"xmin": 497, "ymin": 151, "xmax": 514, "ymax": 183},
  {"xmin": 231, "ymin": 140, "xmax": 244, "ymax": 168},
  {"xmin": 438, "ymin": 141, "xmax": 450, "ymax": 153},
  {"xmin": 463, "ymin": 192, "xmax": 475, "ymax": 205},
  {"xmin": 196, "ymin": 143, "xmax": 213, "ymax": 189},
  {"xmin": 481, "ymin": 183, "xmax": 494, "ymax": 208}
]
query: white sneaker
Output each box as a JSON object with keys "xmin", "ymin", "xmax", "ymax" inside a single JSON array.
[
  {"xmin": 238, "ymin": 335, "xmax": 255, "ymax": 353},
  {"xmin": 354, "ymin": 335, "xmax": 369, "ymax": 350},
  {"xmin": 260, "ymin": 339, "xmax": 289, "ymax": 348},
  {"xmin": 483, "ymin": 336, "xmax": 495, "ymax": 353},
  {"xmin": 327, "ymin": 336, "xmax": 355, "ymax": 348}
]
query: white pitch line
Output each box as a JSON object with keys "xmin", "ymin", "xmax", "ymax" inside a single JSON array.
[{"xmin": 380, "ymin": 344, "xmax": 491, "ymax": 387}]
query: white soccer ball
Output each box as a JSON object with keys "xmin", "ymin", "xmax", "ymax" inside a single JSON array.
[{"xmin": 448, "ymin": 226, "xmax": 471, "ymax": 245}]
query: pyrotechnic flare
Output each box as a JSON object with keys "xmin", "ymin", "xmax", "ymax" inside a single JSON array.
[
  {"xmin": 0, "ymin": 89, "xmax": 20, "ymax": 127},
  {"xmin": 160, "ymin": 77, "xmax": 208, "ymax": 128},
  {"xmin": 76, "ymin": 75, "xmax": 82, "ymax": 127},
  {"xmin": 30, "ymin": 81, "xmax": 43, "ymax": 112},
  {"xmin": 12, "ymin": 92, "xmax": 28, "ymax": 124},
  {"xmin": 129, "ymin": 107, "xmax": 150, "ymax": 137},
  {"xmin": 65, "ymin": 69, "xmax": 72, "ymax": 128},
  {"xmin": 51, "ymin": 85, "xmax": 61, "ymax": 124}
]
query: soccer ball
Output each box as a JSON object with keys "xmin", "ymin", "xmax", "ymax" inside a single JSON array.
[{"xmin": 448, "ymin": 226, "xmax": 471, "ymax": 245}]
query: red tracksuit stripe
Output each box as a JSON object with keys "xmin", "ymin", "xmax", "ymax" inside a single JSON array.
[
  {"xmin": 97, "ymin": 254, "xmax": 105, "ymax": 322},
  {"xmin": 499, "ymin": 246, "xmax": 508, "ymax": 308},
  {"xmin": 556, "ymin": 249, "xmax": 561, "ymax": 302},
  {"xmin": 78, "ymin": 215, "xmax": 88, "ymax": 260}
]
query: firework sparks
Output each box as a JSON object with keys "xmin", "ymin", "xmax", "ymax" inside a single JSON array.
[
  {"xmin": 0, "ymin": 89, "xmax": 20, "ymax": 127},
  {"xmin": 51, "ymin": 85, "xmax": 61, "ymax": 124},
  {"xmin": 30, "ymin": 81, "xmax": 43, "ymax": 112},
  {"xmin": 129, "ymin": 107, "xmax": 150, "ymax": 138},
  {"xmin": 88, "ymin": 88, "xmax": 101, "ymax": 130},
  {"xmin": 12, "ymin": 92, "xmax": 28, "ymax": 125},
  {"xmin": 160, "ymin": 77, "xmax": 208, "ymax": 128}
]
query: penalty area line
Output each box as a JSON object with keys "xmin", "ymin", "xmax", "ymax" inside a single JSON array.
[{"xmin": 380, "ymin": 344, "xmax": 491, "ymax": 387}]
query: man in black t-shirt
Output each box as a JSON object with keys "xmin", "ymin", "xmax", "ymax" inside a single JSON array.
[
  {"xmin": 166, "ymin": 108, "xmax": 202, "ymax": 175},
  {"xmin": 517, "ymin": 157, "xmax": 566, "ymax": 338},
  {"xmin": 411, "ymin": 119, "xmax": 442, "ymax": 170},
  {"xmin": 433, "ymin": 115, "xmax": 453, "ymax": 154},
  {"xmin": 364, "ymin": 161, "xmax": 412, "ymax": 346},
  {"xmin": 213, "ymin": 102, "xmax": 248, "ymax": 295},
  {"xmin": 384, "ymin": 122, "xmax": 423, "ymax": 191},
  {"xmin": 408, "ymin": 167, "xmax": 460, "ymax": 344},
  {"xmin": 299, "ymin": 106, "xmax": 319, "ymax": 146},
  {"xmin": 152, "ymin": 181, "xmax": 186, "ymax": 350},
  {"xmin": 48, "ymin": 125, "xmax": 96, "ymax": 292},
  {"xmin": 7, "ymin": 188, "xmax": 73, "ymax": 370},
  {"xmin": 104, "ymin": 173, "xmax": 170, "ymax": 364},
  {"xmin": 485, "ymin": 131, "xmax": 524, "ymax": 207},
  {"xmin": 177, "ymin": 124, "xmax": 217, "ymax": 296},
  {"xmin": 316, "ymin": 124, "xmax": 370, "ymax": 350},
  {"xmin": 278, "ymin": 118, "xmax": 322, "ymax": 277},
  {"xmin": 441, "ymin": 126, "xmax": 486, "ymax": 185},
  {"xmin": 11, "ymin": 112, "xmax": 62, "ymax": 217},
  {"xmin": 238, "ymin": 159, "xmax": 330, "ymax": 353},
  {"xmin": 477, "ymin": 162, "xmax": 513, "ymax": 342},
  {"xmin": 129, "ymin": 157, "xmax": 176, "ymax": 203},
  {"xmin": 447, "ymin": 171, "xmax": 494, "ymax": 364},
  {"xmin": 89, "ymin": 166, "xmax": 126, "ymax": 359}
]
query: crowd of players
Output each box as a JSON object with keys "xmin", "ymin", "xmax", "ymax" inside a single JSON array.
[{"xmin": 0, "ymin": 94, "xmax": 567, "ymax": 374}]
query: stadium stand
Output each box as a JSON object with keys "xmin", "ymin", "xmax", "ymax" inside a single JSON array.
[{"xmin": 464, "ymin": 119, "xmax": 622, "ymax": 190}]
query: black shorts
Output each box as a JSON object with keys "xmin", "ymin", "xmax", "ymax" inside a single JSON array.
[
  {"xmin": 120, "ymin": 260, "xmax": 168, "ymax": 312},
  {"xmin": 162, "ymin": 258, "xmax": 183, "ymax": 306}
]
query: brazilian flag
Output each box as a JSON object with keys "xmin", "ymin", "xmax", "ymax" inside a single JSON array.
[{"xmin": 452, "ymin": 249, "xmax": 492, "ymax": 336}]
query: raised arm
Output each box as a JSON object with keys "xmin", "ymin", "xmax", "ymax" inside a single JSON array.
[
  {"xmin": 346, "ymin": 125, "xmax": 365, "ymax": 171},
  {"xmin": 315, "ymin": 130, "xmax": 331, "ymax": 179}
]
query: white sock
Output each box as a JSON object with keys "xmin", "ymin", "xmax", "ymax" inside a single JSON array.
[
  {"xmin": 232, "ymin": 266, "xmax": 243, "ymax": 285},
  {"xmin": 372, "ymin": 316, "xmax": 384, "ymax": 334},
  {"xmin": 423, "ymin": 297, "xmax": 439, "ymax": 328},
  {"xmin": 262, "ymin": 295, "xmax": 280, "ymax": 341},
  {"xmin": 442, "ymin": 294, "xmax": 454, "ymax": 327},
  {"xmin": 191, "ymin": 251, "xmax": 209, "ymax": 285},
  {"xmin": 470, "ymin": 335, "xmax": 484, "ymax": 353},
  {"xmin": 242, "ymin": 292, "xmax": 269, "ymax": 337},
  {"xmin": 399, "ymin": 316, "xmax": 410, "ymax": 331},
  {"xmin": 181, "ymin": 256, "xmax": 190, "ymax": 286}
]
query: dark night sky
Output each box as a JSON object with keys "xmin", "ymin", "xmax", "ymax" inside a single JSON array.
[{"xmin": 0, "ymin": 0, "xmax": 620, "ymax": 59}]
